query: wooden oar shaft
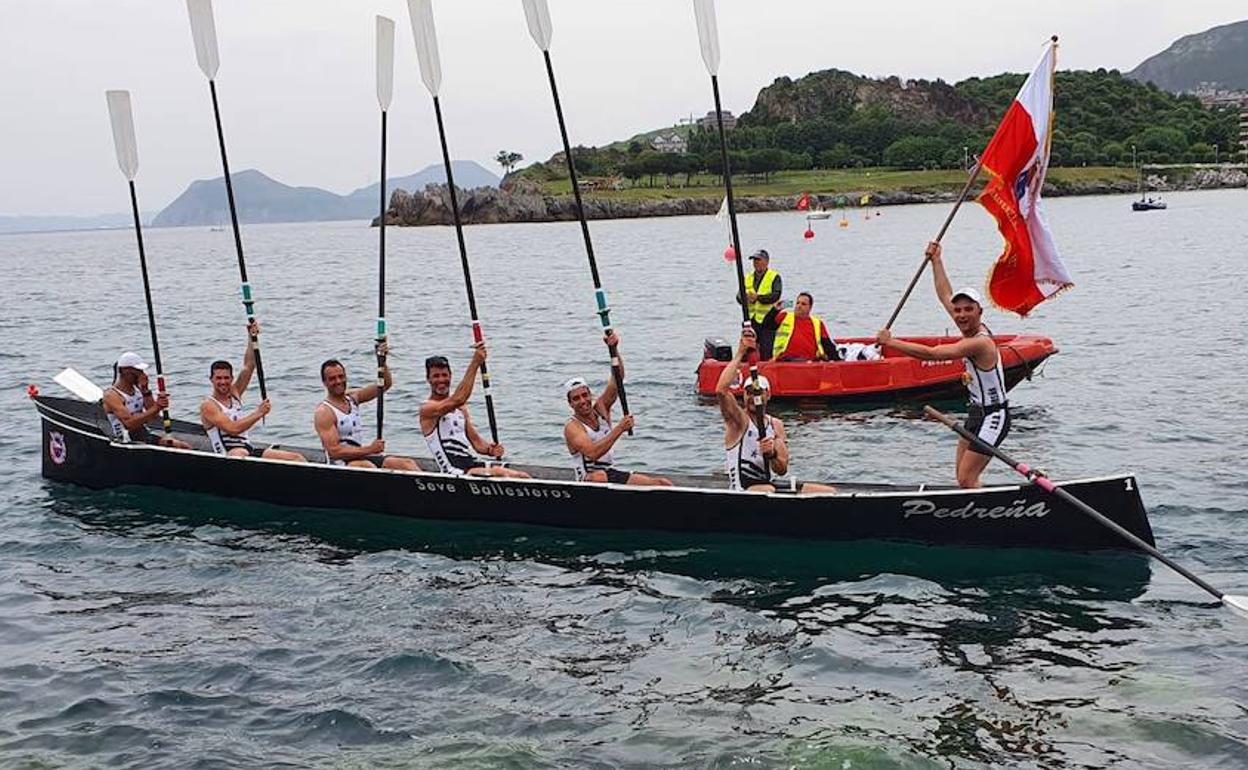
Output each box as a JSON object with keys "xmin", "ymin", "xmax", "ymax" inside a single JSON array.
[
  {"xmin": 376, "ymin": 109, "xmax": 388, "ymax": 440},
  {"xmin": 541, "ymin": 49, "xmax": 630, "ymax": 427},
  {"xmin": 127, "ymin": 180, "xmax": 172, "ymax": 437},
  {"xmin": 208, "ymin": 79, "xmax": 268, "ymax": 401},
  {"xmin": 924, "ymin": 405, "xmax": 1227, "ymax": 603},
  {"xmin": 710, "ymin": 74, "xmax": 766, "ymax": 433},
  {"xmin": 883, "ymin": 161, "xmax": 983, "ymax": 331},
  {"xmin": 431, "ymin": 95, "xmax": 500, "ymax": 445}
]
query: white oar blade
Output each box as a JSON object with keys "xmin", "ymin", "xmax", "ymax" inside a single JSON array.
[
  {"xmin": 376, "ymin": 15, "xmax": 395, "ymax": 110},
  {"xmin": 521, "ymin": 0, "xmax": 553, "ymax": 51},
  {"xmin": 187, "ymin": 0, "xmax": 221, "ymax": 79},
  {"xmin": 54, "ymin": 368, "xmax": 104, "ymax": 402},
  {"xmin": 692, "ymin": 0, "xmax": 720, "ymax": 76},
  {"xmin": 407, "ymin": 0, "xmax": 442, "ymax": 96},
  {"xmin": 105, "ymin": 90, "xmax": 139, "ymax": 181},
  {"xmin": 1224, "ymin": 594, "xmax": 1248, "ymax": 619}
]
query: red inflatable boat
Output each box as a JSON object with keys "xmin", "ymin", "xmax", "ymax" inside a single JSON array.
[{"xmin": 695, "ymin": 334, "xmax": 1057, "ymax": 403}]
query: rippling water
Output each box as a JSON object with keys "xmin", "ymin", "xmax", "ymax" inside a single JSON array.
[{"xmin": 1, "ymin": 189, "xmax": 1246, "ymax": 767}]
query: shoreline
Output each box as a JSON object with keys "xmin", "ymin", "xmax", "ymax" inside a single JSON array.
[{"xmin": 377, "ymin": 166, "xmax": 1248, "ymax": 227}]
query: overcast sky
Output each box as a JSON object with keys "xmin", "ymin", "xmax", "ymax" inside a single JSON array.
[{"xmin": 1, "ymin": 0, "xmax": 1241, "ymax": 216}]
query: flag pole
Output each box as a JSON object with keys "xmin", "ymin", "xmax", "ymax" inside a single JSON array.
[{"xmin": 881, "ymin": 161, "xmax": 983, "ymax": 331}]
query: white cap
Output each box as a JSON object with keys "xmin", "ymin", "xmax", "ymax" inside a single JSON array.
[
  {"xmin": 116, "ymin": 351, "xmax": 148, "ymax": 371},
  {"xmin": 951, "ymin": 287, "xmax": 984, "ymax": 306},
  {"xmin": 563, "ymin": 377, "xmax": 589, "ymax": 395},
  {"xmin": 744, "ymin": 374, "xmax": 770, "ymax": 392}
]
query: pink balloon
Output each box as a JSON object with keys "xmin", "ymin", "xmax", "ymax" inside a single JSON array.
[
  {"xmin": 723, "ymin": 245, "xmax": 736, "ymax": 262},
  {"xmin": 804, "ymin": 228, "xmax": 815, "ymax": 240}
]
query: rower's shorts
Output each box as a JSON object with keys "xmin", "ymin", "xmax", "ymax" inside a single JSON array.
[
  {"xmin": 603, "ymin": 468, "xmax": 633, "ymax": 485},
  {"xmin": 964, "ymin": 405, "xmax": 1011, "ymax": 455},
  {"xmin": 222, "ymin": 439, "xmax": 267, "ymax": 458},
  {"xmin": 448, "ymin": 456, "xmax": 488, "ymax": 473}
]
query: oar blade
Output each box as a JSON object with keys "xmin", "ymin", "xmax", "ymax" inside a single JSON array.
[
  {"xmin": 1224, "ymin": 594, "xmax": 1248, "ymax": 619},
  {"xmin": 406, "ymin": 0, "xmax": 442, "ymax": 96},
  {"xmin": 520, "ymin": 0, "xmax": 553, "ymax": 51},
  {"xmin": 376, "ymin": 15, "xmax": 395, "ymax": 111},
  {"xmin": 186, "ymin": 0, "xmax": 221, "ymax": 79},
  {"xmin": 54, "ymin": 368, "xmax": 104, "ymax": 403},
  {"xmin": 692, "ymin": 0, "xmax": 720, "ymax": 76},
  {"xmin": 105, "ymin": 90, "xmax": 139, "ymax": 180}
]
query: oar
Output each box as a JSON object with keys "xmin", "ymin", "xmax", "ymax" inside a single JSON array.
[
  {"xmin": 187, "ymin": 0, "xmax": 268, "ymax": 401},
  {"xmin": 692, "ymin": 0, "xmax": 765, "ymax": 435},
  {"xmin": 105, "ymin": 90, "xmax": 172, "ymax": 439},
  {"xmin": 924, "ymin": 406, "xmax": 1248, "ymax": 616},
  {"xmin": 407, "ymin": 0, "xmax": 501, "ymax": 445},
  {"xmin": 375, "ymin": 15, "xmax": 395, "ymax": 440},
  {"xmin": 881, "ymin": 162, "xmax": 983, "ymax": 330},
  {"xmin": 521, "ymin": 0, "xmax": 631, "ymax": 434}
]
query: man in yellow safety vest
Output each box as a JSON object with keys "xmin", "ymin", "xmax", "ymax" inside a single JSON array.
[
  {"xmin": 771, "ymin": 292, "xmax": 840, "ymax": 362},
  {"xmin": 735, "ymin": 249, "xmax": 783, "ymax": 358}
]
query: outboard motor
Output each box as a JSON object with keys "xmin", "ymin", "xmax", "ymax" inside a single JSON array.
[{"xmin": 703, "ymin": 336, "xmax": 733, "ymax": 361}]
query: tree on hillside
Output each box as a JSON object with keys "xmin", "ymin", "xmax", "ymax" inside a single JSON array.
[{"xmin": 495, "ymin": 150, "xmax": 523, "ymax": 175}]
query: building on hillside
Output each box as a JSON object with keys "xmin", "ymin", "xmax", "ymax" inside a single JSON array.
[
  {"xmin": 697, "ymin": 110, "xmax": 737, "ymax": 131},
  {"xmin": 650, "ymin": 132, "xmax": 688, "ymax": 154},
  {"xmin": 1240, "ymin": 109, "xmax": 1248, "ymax": 155}
]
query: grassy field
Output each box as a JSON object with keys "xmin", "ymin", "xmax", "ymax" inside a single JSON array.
[{"xmin": 535, "ymin": 166, "xmax": 1139, "ymax": 200}]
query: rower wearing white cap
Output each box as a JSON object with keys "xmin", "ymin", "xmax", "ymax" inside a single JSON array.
[
  {"xmin": 876, "ymin": 241, "xmax": 1010, "ymax": 488},
  {"xmin": 714, "ymin": 331, "xmax": 836, "ymax": 494},
  {"xmin": 562, "ymin": 331, "xmax": 672, "ymax": 487},
  {"xmin": 102, "ymin": 351, "xmax": 191, "ymax": 448}
]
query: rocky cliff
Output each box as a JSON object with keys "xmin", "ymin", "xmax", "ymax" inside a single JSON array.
[
  {"xmin": 743, "ymin": 69, "xmax": 990, "ymax": 127},
  {"xmin": 376, "ymin": 169, "xmax": 1248, "ymax": 227}
]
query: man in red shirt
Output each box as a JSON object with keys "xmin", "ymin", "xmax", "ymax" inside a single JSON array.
[{"xmin": 770, "ymin": 292, "xmax": 840, "ymax": 362}]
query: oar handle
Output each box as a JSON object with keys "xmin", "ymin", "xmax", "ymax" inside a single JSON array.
[
  {"xmin": 604, "ymin": 336, "xmax": 632, "ymax": 435},
  {"xmin": 479, "ymin": 360, "xmax": 500, "ymax": 447},
  {"xmin": 923, "ymin": 405, "xmax": 1229, "ymax": 603},
  {"xmin": 375, "ymin": 324, "xmax": 387, "ymax": 442}
]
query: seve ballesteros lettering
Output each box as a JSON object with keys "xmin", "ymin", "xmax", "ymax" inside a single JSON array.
[{"xmin": 412, "ymin": 476, "xmax": 573, "ymax": 499}]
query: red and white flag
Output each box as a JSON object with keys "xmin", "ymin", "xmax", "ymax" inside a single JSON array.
[
  {"xmin": 978, "ymin": 39, "xmax": 1072, "ymax": 316},
  {"xmin": 795, "ymin": 192, "xmax": 810, "ymax": 211}
]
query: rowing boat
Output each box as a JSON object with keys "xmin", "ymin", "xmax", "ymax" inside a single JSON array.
[
  {"xmin": 33, "ymin": 393, "xmax": 1153, "ymax": 551},
  {"xmin": 696, "ymin": 333, "xmax": 1056, "ymax": 401}
]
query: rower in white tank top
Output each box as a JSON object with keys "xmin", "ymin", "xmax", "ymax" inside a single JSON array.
[
  {"xmin": 424, "ymin": 406, "xmax": 486, "ymax": 475},
  {"xmin": 106, "ymin": 385, "xmax": 148, "ymax": 441},
  {"xmin": 725, "ymin": 417, "xmax": 776, "ymax": 491},
  {"xmin": 205, "ymin": 394, "xmax": 251, "ymax": 454},
  {"xmin": 965, "ymin": 328, "xmax": 1008, "ymax": 408},
  {"xmin": 568, "ymin": 409, "xmax": 617, "ymax": 481},
  {"xmin": 322, "ymin": 396, "xmax": 363, "ymax": 463}
]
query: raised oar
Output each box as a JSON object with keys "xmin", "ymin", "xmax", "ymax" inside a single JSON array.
[
  {"xmin": 407, "ymin": 0, "xmax": 500, "ymax": 445},
  {"xmin": 924, "ymin": 406, "xmax": 1248, "ymax": 617},
  {"xmin": 186, "ymin": 0, "xmax": 268, "ymax": 401},
  {"xmin": 692, "ymin": 0, "xmax": 765, "ymax": 435},
  {"xmin": 881, "ymin": 161, "xmax": 984, "ymax": 330},
  {"xmin": 375, "ymin": 15, "xmax": 395, "ymax": 440},
  {"xmin": 106, "ymin": 90, "xmax": 173, "ymax": 440},
  {"xmin": 521, "ymin": 0, "xmax": 631, "ymax": 433}
]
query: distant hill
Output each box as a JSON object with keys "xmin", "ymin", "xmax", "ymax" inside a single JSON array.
[
  {"xmin": 0, "ymin": 212, "xmax": 147, "ymax": 235},
  {"xmin": 153, "ymin": 162, "xmax": 499, "ymax": 227},
  {"xmin": 1127, "ymin": 19, "xmax": 1248, "ymax": 92}
]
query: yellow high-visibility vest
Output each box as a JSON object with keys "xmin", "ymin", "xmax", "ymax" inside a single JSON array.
[
  {"xmin": 744, "ymin": 269, "xmax": 779, "ymax": 322},
  {"xmin": 773, "ymin": 312, "xmax": 827, "ymax": 359}
]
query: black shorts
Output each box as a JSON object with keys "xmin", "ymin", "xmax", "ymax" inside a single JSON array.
[
  {"xmin": 222, "ymin": 440, "xmax": 266, "ymax": 458},
  {"xmin": 964, "ymin": 405, "xmax": 1011, "ymax": 456},
  {"xmin": 449, "ymin": 455, "xmax": 488, "ymax": 473},
  {"xmin": 603, "ymin": 468, "xmax": 633, "ymax": 484},
  {"xmin": 335, "ymin": 441, "xmax": 387, "ymax": 467}
]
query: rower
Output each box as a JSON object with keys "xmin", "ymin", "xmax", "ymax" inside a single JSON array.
[
  {"xmin": 771, "ymin": 291, "xmax": 841, "ymax": 362},
  {"xmin": 420, "ymin": 343, "xmax": 530, "ymax": 479},
  {"xmin": 102, "ymin": 351, "xmax": 191, "ymax": 448},
  {"xmin": 715, "ymin": 331, "xmax": 835, "ymax": 494},
  {"xmin": 313, "ymin": 342, "xmax": 418, "ymax": 470},
  {"xmin": 563, "ymin": 331, "xmax": 672, "ymax": 486},
  {"xmin": 200, "ymin": 321, "xmax": 306, "ymax": 462},
  {"xmin": 735, "ymin": 249, "xmax": 782, "ymax": 359},
  {"xmin": 876, "ymin": 241, "xmax": 1009, "ymax": 489}
]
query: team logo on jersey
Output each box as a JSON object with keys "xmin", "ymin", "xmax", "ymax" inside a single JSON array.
[{"xmin": 49, "ymin": 432, "xmax": 67, "ymax": 465}]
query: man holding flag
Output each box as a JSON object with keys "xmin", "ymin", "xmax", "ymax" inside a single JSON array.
[
  {"xmin": 877, "ymin": 243, "xmax": 1007, "ymax": 489},
  {"xmin": 875, "ymin": 37, "xmax": 1072, "ymax": 488}
]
